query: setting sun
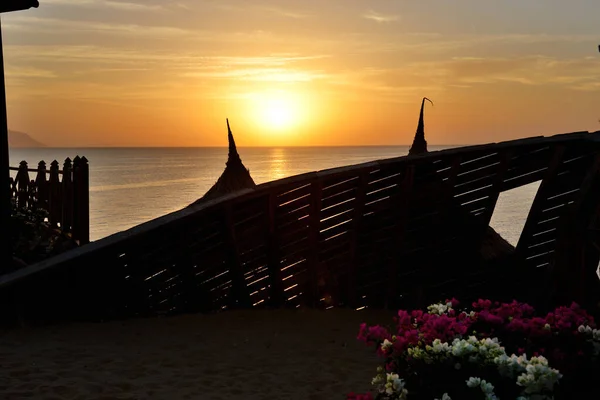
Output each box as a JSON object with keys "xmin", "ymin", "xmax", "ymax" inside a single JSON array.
[
  {"xmin": 263, "ymin": 98, "xmax": 294, "ymax": 129},
  {"xmin": 252, "ymin": 91, "xmax": 303, "ymax": 132}
]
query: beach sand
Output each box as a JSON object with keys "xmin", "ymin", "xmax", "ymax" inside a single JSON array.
[{"xmin": 0, "ymin": 308, "xmax": 394, "ymax": 400}]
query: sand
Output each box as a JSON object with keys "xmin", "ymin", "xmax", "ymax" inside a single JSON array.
[{"xmin": 0, "ymin": 308, "xmax": 395, "ymax": 400}]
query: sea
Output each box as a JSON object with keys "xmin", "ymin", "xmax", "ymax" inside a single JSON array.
[{"xmin": 9, "ymin": 146, "xmax": 540, "ymax": 245}]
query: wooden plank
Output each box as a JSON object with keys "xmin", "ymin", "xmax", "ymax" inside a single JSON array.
[
  {"xmin": 275, "ymin": 204, "xmax": 310, "ymax": 228},
  {"xmin": 321, "ymin": 175, "xmax": 360, "ymax": 197},
  {"xmin": 276, "ymin": 183, "xmax": 312, "ymax": 206},
  {"xmin": 320, "ymin": 189, "xmax": 357, "ymax": 213},
  {"xmin": 320, "ymin": 208, "xmax": 354, "ymax": 231}
]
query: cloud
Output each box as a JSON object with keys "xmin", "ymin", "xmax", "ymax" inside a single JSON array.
[
  {"xmin": 3, "ymin": 15, "xmax": 196, "ymax": 38},
  {"xmin": 43, "ymin": 0, "xmax": 164, "ymax": 12},
  {"xmin": 181, "ymin": 67, "xmax": 329, "ymax": 83},
  {"xmin": 262, "ymin": 6, "xmax": 311, "ymax": 19},
  {"xmin": 363, "ymin": 10, "xmax": 399, "ymax": 23},
  {"xmin": 5, "ymin": 66, "xmax": 57, "ymax": 79}
]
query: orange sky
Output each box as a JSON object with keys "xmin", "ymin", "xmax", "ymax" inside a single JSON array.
[{"xmin": 2, "ymin": 0, "xmax": 600, "ymax": 147}]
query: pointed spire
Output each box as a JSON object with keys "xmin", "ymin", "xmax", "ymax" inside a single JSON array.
[
  {"xmin": 226, "ymin": 118, "xmax": 241, "ymax": 166},
  {"xmin": 408, "ymin": 97, "xmax": 433, "ymax": 156}
]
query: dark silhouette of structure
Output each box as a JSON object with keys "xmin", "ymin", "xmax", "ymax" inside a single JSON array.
[
  {"xmin": 408, "ymin": 97, "xmax": 433, "ymax": 156},
  {"xmin": 190, "ymin": 119, "xmax": 256, "ymax": 205},
  {"xmin": 406, "ymin": 97, "xmax": 514, "ymax": 263},
  {"xmin": 1, "ymin": 1, "xmax": 41, "ymax": 271}
]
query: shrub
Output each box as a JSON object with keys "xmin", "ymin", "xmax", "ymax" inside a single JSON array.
[{"xmin": 351, "ymin": 299, "xmax": 599, "ymax": 399}]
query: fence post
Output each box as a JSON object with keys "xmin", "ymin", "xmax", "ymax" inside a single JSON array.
[
  {"xmin": 306, "ymin": 179, "xmax": 322, "ymax": 308},
  {"xmin": 15, "ymin": 160, "xmax": 29, "ymax": 209},
  {"xmin": 79, "ymin": 156, "xmax": 89, "ymax": 244},
  {"xmin": 61, "ymin": 158, "xmax": 73, "ymax": 234},
  {"xmin": 35, "ymin": 160, "xmax": 48, "ymax": 211},
  {"xmin": 72, "ymin": 156, "xmax": 90, "ymax": 244},
  {"xmin": 266, "ymin": 192, "xmax": 284, "ymax": 307},
  {"xmin": 72, "ymin": 156, "xmax": 81, "ymax": 242},
  {"xmin": 48, "ymin": 160, "xmax": 60, "ymax": 228}
]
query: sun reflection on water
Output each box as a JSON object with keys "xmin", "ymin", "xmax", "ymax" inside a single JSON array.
[{"xmin": 267, "ymin": 148, "xmax": 289, "ymax": 181}]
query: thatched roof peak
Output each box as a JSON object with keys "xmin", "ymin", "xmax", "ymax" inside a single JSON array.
[
  {"xmin": 226, "ymin": 118, "xmax": 241, "ymax": 166},
  {"xmin": 408, "ymin": 97, "xmax": 433, "ymax": 156},
  {"xmin": 189, "ymin": 119, "xmax": 256, "ymax": 206}
]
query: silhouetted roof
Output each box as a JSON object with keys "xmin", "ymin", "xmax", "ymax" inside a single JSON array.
[
  {"xmin": 0, "ymin": 0, "xmax": 39, "ymax": 13},
  {"xmin": 190, "ymin": 119, "xmax": 256, "ymax": 205},
  {"xmin": 408, "ymin": 97, "xmax": 433, "ymax": 156},
  {"xmin": 405, "ymin": 97, "xmax": 515, "ymax": 260}
]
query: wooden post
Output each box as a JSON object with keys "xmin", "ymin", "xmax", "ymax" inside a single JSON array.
[
  {"xmin": 0, "ymin": 18, "xmax": 11, "ymax": 272},
  {"xmin": 48, "ymin": 160, "xmax": 60, "ymax": 228},
  {"xmin": 387, "ymin": 164, "xmax": 414, "ymax": 308},
  {"xmin": 224, "ymin": 204, "xmax": 250, "ymax": 308},
  {"xmin": 266, "ymin": 192, "xmax": 284, "ymax": 307},
  {"xmin": 0, "ymin": 2, "xmax": 41, "ymax": 272},
  {"xmin": 76, "ymin": 156, "xmax": 90, "ymax": 244},
  {"xmin": 306, "ymin": 179, "xmax": 322, "ymax": 307},
  {"xmin": 72, "ymin": 156, "xmax": 90, "ymax": 243},
  {"xmin": 72, "ymin": 156, "xmax": 80, "ymax": 241},
  {"xmin": 16, "ymin": 160, "xmax": 29, "ymax": 209},
  {"xmin": 35, "ymin": 160, "xmax": 48, "ymax": 211},
  {"xmin": 346, "ymin": 171, "xmax": 368, "ymax": 308},
  {"xmin": 61, "ymin": 158, "xmax": 73, "ymax": 233}
]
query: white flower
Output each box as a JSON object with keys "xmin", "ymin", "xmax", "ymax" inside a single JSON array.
[
  {"xmin": 381, "ymin": 338, "xmax": 393, "ymax": 351},
  {"xmin": 543, "ymin": 323, "xmax": 551, "ymax": 330},
  {"xmin": 427, "ymin": 302, "xmax": 452, "ymax": 315},
  {"xmin": 466, "ymin": 377, "xmax": 498, "ymax": 400},
  {"xmin": 466, "ymin": 377, "xmax": 481, "ymax": 387},
  {"xmin": 434, "ymin": 393, "xmax": 452, "ymax": 400},
  {"xmin": 578, "ymin": 325, "xmax": 593, "ymax": 335}
]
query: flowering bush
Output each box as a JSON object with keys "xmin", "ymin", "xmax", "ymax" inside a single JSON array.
[
  {"xmin": 349, "ymin": 299, "xmax": 600, "ymax": 399},
  {"xmin": 10, "ymin": 200, "xmax": 79, "ymax": 270}
]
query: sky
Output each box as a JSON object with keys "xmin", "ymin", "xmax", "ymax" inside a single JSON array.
[{"xmin": 2, "ymin": 0, "xmax": 600, "ymax": 147}]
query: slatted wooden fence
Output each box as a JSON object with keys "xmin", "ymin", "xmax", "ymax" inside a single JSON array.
[
  {"xmin": 1, "ymin": 132, "xmax": 600, "ymax": 326},
  {"xmin": 9, "ymin": 156, "xmax": 89, "ymax": 244}
]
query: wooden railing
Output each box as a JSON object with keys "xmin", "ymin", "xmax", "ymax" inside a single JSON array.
[
  {"xmin": 9, "ymin": 156, "xmax": 89, "ymax": 244},
  {"xmin": 1, "ymin": 132, "xmax": 600, "ymax": 326}
]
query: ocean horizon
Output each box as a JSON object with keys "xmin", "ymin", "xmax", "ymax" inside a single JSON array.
[{"xmin": 9, "ymin": 146, "xmax": 539, "ymax": 245}]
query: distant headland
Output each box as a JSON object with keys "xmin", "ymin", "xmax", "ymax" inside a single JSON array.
[{"xmin": 8, "ymin": 130, "xmax": 46, "ymax": 148}]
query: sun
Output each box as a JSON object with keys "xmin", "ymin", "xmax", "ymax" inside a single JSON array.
[
  {"xmin": 253, "ymin": 91, "xmax": 302, "ymax": 131},
  {"xmin": 262, "ymin": 98, "xmax": 294, "ymax": 129}
]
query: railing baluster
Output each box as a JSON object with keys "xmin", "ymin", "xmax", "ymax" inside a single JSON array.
[
  {"xmin": 16, "ymin": 160, "xmax": 29, "ymax": 209},
  {"xmin": 48, "ymin": 160, "xmax": 60, "ymax": 228},
  {"xmin": 61, "ymin": 158, "xmax": 73, "ymax": 233},
  {"xmin": 35, "ymin": 161, "xmax": 48, "ymax": 212}
]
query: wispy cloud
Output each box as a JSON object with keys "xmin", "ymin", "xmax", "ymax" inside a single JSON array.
[
  {"xmin": 363, "ymin": 10, "xmax": 399, "ymax": 23},
  {"xmin": 4, "ymin": 66, "xmax": 57, "ymax": 79},
  {"xmin": 3, "ymin": 16, "xmax": 196, "ymax": 38},
  {"xmin": 262, "ymin": 6, "xmax": 311, "ymax": 19},
  {"xmin": 43, "ymin": 0, "xmax": 164, "ymax": 12}
]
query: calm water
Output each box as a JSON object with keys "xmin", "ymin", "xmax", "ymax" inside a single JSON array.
[{"xmin": 9, "ymin": 147, "xmax": 539, "ymax": 245}]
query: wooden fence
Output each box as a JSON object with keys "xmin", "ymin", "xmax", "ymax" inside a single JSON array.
[
  {"xmin": 1, "ymin": 132, "xmax": 600, "ymax": 326},
  {"xmin": 9, "ymin": 156, "xmax": 90, "ymax": 244}
]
